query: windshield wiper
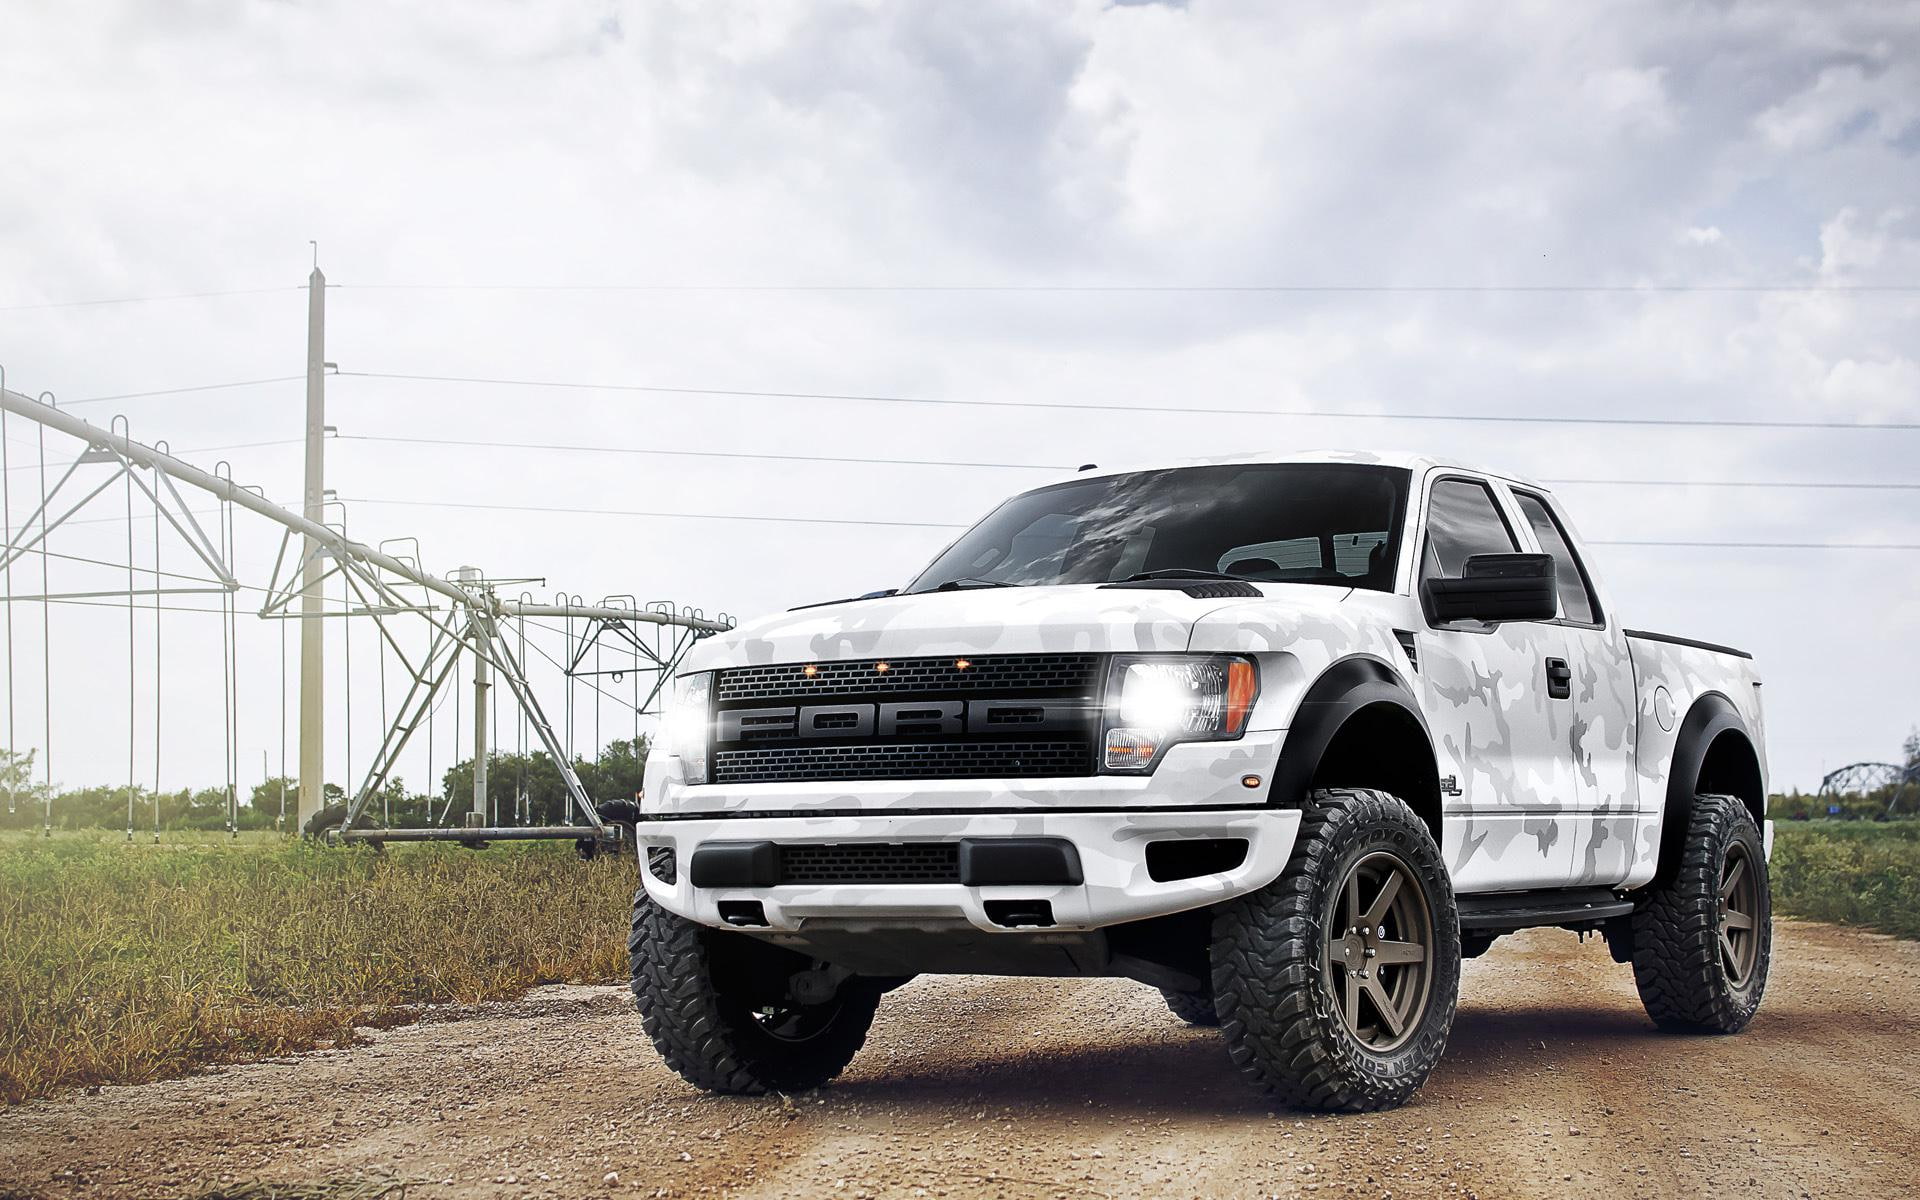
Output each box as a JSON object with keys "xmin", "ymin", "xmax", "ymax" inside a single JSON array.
[
  {"xmin": 1120, "ymin": 568, "xmax": 1252, "ymax": 583},
  {"xmin": 933, "ymin": 577, "xmax": 1018, "ymax": 591}
]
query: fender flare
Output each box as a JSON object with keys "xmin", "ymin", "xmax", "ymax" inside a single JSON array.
[
  {"xmin": 1655, "ymin": 691, "xmax": 1754, "ymax": 883},
  {"xmin": 1268, "ymin": 655, "xmax": 1438, "ymax": 813}
]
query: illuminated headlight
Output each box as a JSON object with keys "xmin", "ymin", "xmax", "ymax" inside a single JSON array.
[
  {"xmin": 661, "ymin": 671, "xmax": 714, "ymax": 785},
  {"xmin": 1101, "ymin": 655, "xmax": 1258, "ymax": 772}
]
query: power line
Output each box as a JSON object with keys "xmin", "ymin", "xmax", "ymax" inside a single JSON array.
[
  {"xmin": 3, "ymin": 437, "xmax": 304, "ymax": 475},
  {"xmin": 339, "ymin": 496, "xmax": 961, "ymax": 529},
  {"xmin": 0, "ymin": 287, "xmax": 299, "ymax": 313},
  {"xmin": 337, "ymin": 433, "xmax": 1056, "ymax": 473},
  {"xmin": 1599, "ymin": 540, "xmax": 1920, "ymax": 550},
  {"xmin": 337, "ymin": 282, "xmax": 1920, "ymax": 295},
  {"xmin": 335, "ymin": 432, "xmax": 1920, "ymax": 491},
  {"xmin": 60, "ymin": 377, "xmax": 304, "ymax": 408},
  {"xmin": 340, "ymin": 370, "xmax": 1920, "ymax": 432},
  {"xmin": 338, "ymin": 495, "xmax": 1920, "ymax": 548},
  {"xmin": 1549, "ymin": 477, "xmax": 1920, "ymax": 492}
]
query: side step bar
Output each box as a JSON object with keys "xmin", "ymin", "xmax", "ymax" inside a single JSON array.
[{"xmin": 1457, "ymin": 888, "xmax": 1634, "ymax": 934}]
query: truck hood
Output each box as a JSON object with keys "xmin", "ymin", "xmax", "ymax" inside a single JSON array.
[{"xmin": 680, "ymin": 583, "xmax": 1353, "ymax": 671}]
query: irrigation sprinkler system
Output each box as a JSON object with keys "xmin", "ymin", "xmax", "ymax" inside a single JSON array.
[{"xmin": 0, "ymin": 375, "xmax": 731, "ymax": 847}]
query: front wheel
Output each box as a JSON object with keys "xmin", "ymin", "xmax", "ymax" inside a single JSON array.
[
  {"xmin": 1212, "ymin": 787, "xmax": 1461, "ymax": 1112},
  {"xmin": 628, "ymin": 890, "xmax": 880, "ymax": 1094}
]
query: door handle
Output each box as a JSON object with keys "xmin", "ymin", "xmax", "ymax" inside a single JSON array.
[{"xmin": 1545, "ymin": 657, "xmax": 1572, "ymax": 700}]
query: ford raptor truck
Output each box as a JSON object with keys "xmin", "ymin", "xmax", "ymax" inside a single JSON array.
[{"xmin": 628, "ymin": 452, "xmax": 1772, "ymax": 1111}]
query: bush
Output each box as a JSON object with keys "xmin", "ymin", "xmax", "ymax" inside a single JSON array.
[
  {"xmin": 1770, "ymin": 821, "xmax": 1920, "ymax": 942},
  {"xmin": 0, "ymin": 833, "xmax": 631, "ymax": 1104}
]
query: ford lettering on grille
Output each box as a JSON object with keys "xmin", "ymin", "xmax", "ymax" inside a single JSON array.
[{"xmin": 709, "ymin": 653, "xmax": 1102, "ymax": 784}]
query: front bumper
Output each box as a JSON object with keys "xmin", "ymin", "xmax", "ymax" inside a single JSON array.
[{"xmin": 634, "ymin": 806, "xmax": 1303, "ymax": 934}]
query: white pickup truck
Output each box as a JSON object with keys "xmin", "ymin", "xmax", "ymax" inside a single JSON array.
[{"xmin": 630, "ymin": 451, "xmax": 1772, "ymax": 1111}]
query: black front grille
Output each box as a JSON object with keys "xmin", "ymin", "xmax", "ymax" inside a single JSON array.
[
  {"xmin": 717, "ymin": 654, "xmax": 1101, "ymax": 702},
  {"xmin": 780, "ymin": 842, "xmax": 959, "ymax": 884},
  {"xmin": 712, "ymin": 740, "xmax": 1092, "ymax": 784},
  {"xmin": 710, "ymin": 653, "xmax": 1103, "ymax": 784}
]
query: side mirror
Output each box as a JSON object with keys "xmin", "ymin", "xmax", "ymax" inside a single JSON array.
[{"xmin": 1424, "ymin": 553, "xmax": 1558, "ymax": 623}]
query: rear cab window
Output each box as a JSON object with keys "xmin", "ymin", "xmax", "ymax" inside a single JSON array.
[{"xmin": 1511, "ymin": 491, "xmax": 1602, "ymax": 626}]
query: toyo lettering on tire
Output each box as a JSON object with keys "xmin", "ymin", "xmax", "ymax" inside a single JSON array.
[{"xmin": 1211, "ymin": 787, "xmax": 1461, "ymax": 1112}]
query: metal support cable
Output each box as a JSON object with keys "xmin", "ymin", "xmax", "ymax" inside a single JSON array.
[
  {"xmin": 37, "ymin": 417, "xmax": 51, "ymax": 836},
  {"xmin": 377, "ymin": 597, "xmax": 389, "ymax": 826},
  {"xmin": 278, "ymin": 606, "xmax": 287, "ymax": 831},
  {"xmin": 516, "ymin": 622, "xmax": 655, "ymax": 717},
  {"xmin": 154, "ymin": 485, "xmax": 162, "ymax": 841},
  {"xmin": 121, "ymin": 421, "xmax": 135, "ymax": 842},
  {"xmin": 219, "ymin": 476, "xmax": 238, "ymax": 837},
  {"xmin": 1, "ymin": 380, "xmax": 13, "ymax": 817}
]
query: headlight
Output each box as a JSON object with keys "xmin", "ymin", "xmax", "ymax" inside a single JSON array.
[
  {"xmin": 662, "ymin": 671, "xmax": 714, "ymax": 784},
  {"xmin": 1101, "ymin": 655, "xmax": 1258, "ymax": 772}
]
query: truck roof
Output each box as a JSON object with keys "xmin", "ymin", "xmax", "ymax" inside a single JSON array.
[{"xmin": 1066, "ymin": 449, "xmax": 1548, "ymax": 491}]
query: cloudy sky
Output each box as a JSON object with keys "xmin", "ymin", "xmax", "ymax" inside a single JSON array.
[{"xmin": 1, "ymin": 0, "xmax": 1916, "ymax": 804}]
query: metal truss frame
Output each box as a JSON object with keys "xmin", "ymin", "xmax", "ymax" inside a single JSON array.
[{"xmin": 0, "ymin": 385, "xmax": 732, "ymax": 842}]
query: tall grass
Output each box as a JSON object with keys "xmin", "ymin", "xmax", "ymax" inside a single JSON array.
[
  {"xmin": 0, "ymin": 833, "xmax": 631, "ymax": 1104},
  {"xmin": 1770, "ymin": 820, "xmax": 1920, "ymax": 942}
]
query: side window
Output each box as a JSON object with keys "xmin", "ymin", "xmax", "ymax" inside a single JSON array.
[
  {"xmin": 1422, "ymin": 479, "xmax": 1519, "ymax": 581},
  {"xmin": 1513, "ymin": 492, "xmax": 1601, "ymax": 625}
]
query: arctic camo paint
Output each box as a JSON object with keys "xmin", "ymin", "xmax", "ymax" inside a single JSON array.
[{"xmin": 637, "ymin": 450, "xmax": 1768, "ymax": 934}]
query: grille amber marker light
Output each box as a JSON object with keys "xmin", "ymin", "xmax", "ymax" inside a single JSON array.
[
  {"xmin": 954, "ymin": 658, "xmax": 971, "ymax": 671},
  {"xmin": 874, "ymin": 661, "xmax": 891, "ymax": 673},
  {"xmin": 802, "ymin": 664, "xmax": 818, "ymax": 678},
  {"xmin": 1224, "ymin": 659, "xmax": 1258, "ymax": 734}
]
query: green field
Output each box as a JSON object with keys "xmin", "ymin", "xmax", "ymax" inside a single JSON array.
[
  {"xmin": 1, "ymin": 819, "xmax": 1914, "ymax": 1107},
  {"xmin": 1769, "ymin": 819, "xmax": 1920, "ymax": 941},
  {"xmin": 0, "ymin": 832, "xmax": 631, "ymax": 1105}
]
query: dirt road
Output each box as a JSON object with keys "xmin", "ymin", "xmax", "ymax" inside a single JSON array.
[{"xmin": 3, "ymin": 919, "xmax": 1916, "ymax": 1199}]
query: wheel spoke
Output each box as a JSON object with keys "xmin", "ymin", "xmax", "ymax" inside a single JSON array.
[
  {"xmin": 1364, "ymin": 975, "xmax": 1405, "ymax": 1037},
  {"xmin": 1720, "ymin": 854, "xmax": 1746, "ymax": 901},
  {"xmin": 1342, "ymin": 969, "xmax": 1363, "ymax": 1029},
  {"xmin": 1344, "ymin": 869, "xmax": 1363, "ymax": 930},
  {"xmin": 1723, "ymin": 909, "xmax": 1754, "ymax": 932},
  {"xmin": 1719, "ymin": 930, "xmax": 1739, "ymax": 975},
  {"xmin": 1362, "ymin": 869, "xmax": 1404, "ymax": 930},
  {"xmin": 1373, "ymin": 938, "xmax": 1426, "ymax": 966}
]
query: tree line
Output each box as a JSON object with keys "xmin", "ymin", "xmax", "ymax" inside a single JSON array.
[{"xmin": 0, "ymin": 737, "xmax": 648, "ymax": 832}]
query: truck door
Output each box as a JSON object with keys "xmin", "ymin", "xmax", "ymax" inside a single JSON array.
[
  {"xmin": 1414, "ymin": 476, "xmax": 1577, "ymax": 892},
  {"xmin": 1509, "ymin": 488, "xmax": 1641, "ymax": 886}
]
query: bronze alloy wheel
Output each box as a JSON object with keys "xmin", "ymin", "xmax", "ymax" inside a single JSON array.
[
  {"xmin": 1718, "ymin": 843, "xmax": 1761, "ymax": 987},
  {"xmin": 1323, "ymin": 850, "xmax": 1435, "ymax": 1052},
  {"xmin": 735, "ymin": 998, "xmax": 844, "ymax": 1044}
]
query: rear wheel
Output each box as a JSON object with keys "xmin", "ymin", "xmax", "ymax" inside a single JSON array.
[
  {"xmin": 1212, "ymin": 788, "xmax": 1460, "ymax": 1112},
  {"xmin": 1160, "ymin": 986, "xmax": 1219, "ymax": 1027},
  {"xmin": 628, "ymin": 890, "xmax": 880, "ymax": 1094},
  {"xmin": 1630, "ymin": 793, "xmax": 1771, "ymax": 1033}
]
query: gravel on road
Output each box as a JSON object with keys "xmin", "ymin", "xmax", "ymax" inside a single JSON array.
[{"xmin": 2, "ymin": 919, "xmax": 1915, "ymax": 1199}]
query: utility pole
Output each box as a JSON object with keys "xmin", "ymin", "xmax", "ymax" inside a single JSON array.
[{"xmin": 298, "ymin": 263, "xmax": 327, "ymax": 830}]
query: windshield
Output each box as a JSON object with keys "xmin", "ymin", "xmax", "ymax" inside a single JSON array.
[{"xmin": 905, "ymin": 463, "xmax": 1410, "ymax": 594}]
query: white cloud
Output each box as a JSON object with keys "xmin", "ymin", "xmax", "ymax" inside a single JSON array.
[{"xmin": 0, "ymin": 0, "xmax": 1916, "ymax": 794}]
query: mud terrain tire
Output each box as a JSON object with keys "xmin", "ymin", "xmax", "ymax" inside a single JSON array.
[
  {"xmin": 1212, "ymin": 787, "xmax": 1460, "ymax": 1112},
  {"xmin": 628, "ymin": 889, "xmax": 880, "ymax": 1094},
  {"xmin": 1630, "ymin": 793, "xmax": 1771, "ymax": 1033},
  {"xmin": 1160, "ymin": 986, "xmax": 1220, "ymax": 1027}
]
